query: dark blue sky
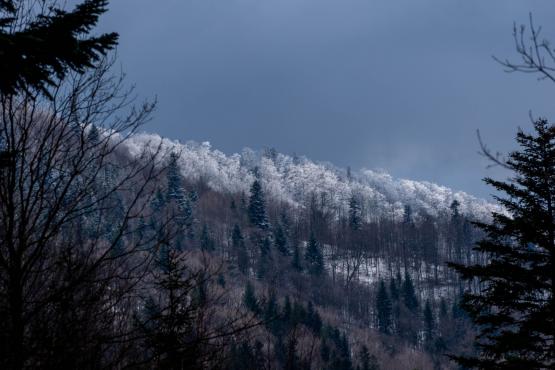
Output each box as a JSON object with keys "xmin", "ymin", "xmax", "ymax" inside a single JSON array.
[{"xmin": 99, "ymin": 0, "xmax": 555, "ymax": 199}]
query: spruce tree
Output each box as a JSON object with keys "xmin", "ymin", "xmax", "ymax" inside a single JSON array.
[
  {"xmin": 243, "ymin": 282, "xmax": 259, "ymax": 314},
  {"xmin": 274, "ymin": 225, "xmax": 290, "ymax": 256},
  {"xmin": 348, "ymin": 195, "xmax": 362, "ymax": 231},
  {"xmin": 167, "ymin": 152, "xmax": 184, "ymax": 201},
  {"xmin": 200, "ymin": 223, "xmax": 214, "ymax": 251},
  {"xmin": 248, "ymin": 179, "xmax": 269, "ymax": 230},
  {"xmin": 292, "ymin": 243, "xmax": 303, "ymax": 272},
  {"xmin": 135, "ymin": 249, "xmax": 206, "ymax": 369},
  {"xmin": 304, "ymin": 232, "xmax": 324, "ymax": 276},
  {"xmin": 256, "ymin": 236, "xmax": 272, "ymax": 279},
  {"xmin": 358, "ymin": 346, "xmax": 379, "ymax": 370},
  {"xmin": 449, "ymin": 119, "xmax": 555, "ymax": 369},
  {"xmin": 423, "ymin": 299, "xmax": 434, "ymax": 349},
  {"xmin": 231, "ymin": 225, "xmax": 249, "ymax": 274},
  {"xmin": 376, "ymin": 279, "xmax": 392, "ymax": 334},
  {"xmin": 401, "ymin": 273, "xmax": 418, "ymax": 313},
  {"xmin": 0, "ymin": 0, "xmax": 118, "ymax": 97}
]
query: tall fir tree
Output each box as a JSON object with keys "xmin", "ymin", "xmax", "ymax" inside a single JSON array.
[
  {"xmin": 376, "ymin": 279, "xmax": 392, "ymax": 334},
  {"xmin": 274, "ymin": 225, "xmax": 289, "ymax": 256},
  {"xmin": 256, "ymin": 237, "xmax": 272, "ymax": 279},
  {"xmin": 243, "ymin": 282, "xmax": 260, "ymax": 315},
  {"xmin": 248, "ymin": 179, "xmax": 269, "ymax": 230},
  {"xmin": 423, "ymin": 299, "xmax": 434, "ymax": 349},
  {"xmin": 401, "ymin": 273, "xmax": 418, "ymax": 313},
  {"xmin": 450, "ymin": 119, "xmax": 555, "ymax": 369},
  {"xmin": 166, "ymin": 152, "xmax": 195, "ymax": 240},
  {"xmin": 200, "ymin": 223, "xmax": 215, "ymax": 251},
  {"xmin": 0, "ymin": 0, "xmax": 118, "ymax": 97},
  {"xmin": 291, "ymin": 243, "xmax": 303, "ymax": 272},
  {"xmin": 348, "ymin": 195, "xmax": 362, "ymax": 231},
  {"xmin": 231, "ymin": 225, "xmax": 249, "ymax": 275},
  {"xmin": 304, "ymin": 232, "xmax": 324, "ymax": 276}
]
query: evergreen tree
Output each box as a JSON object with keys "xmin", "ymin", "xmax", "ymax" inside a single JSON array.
[
  {"xmin": 389, "ymin": 275, "xmax": 400, "ymax": 333},
  {"xmin": 0, "ymin": 0, "xmax": 118, "ymax": 97},
  {"xmin": 243, "ymin": 282, "xmax": 259, "ymax": 314},
  {"xmin": 423, "ymin": 299, "xmax": 434, "ymax": 349},
  {"xmin": 348, "ymin": 195, "xmax": 362, "ymax": 231},
  {"xmin": 135, "ymin": 249, "xmax": 206, "ymax": 369},
  {"xmin": 449, "ymin": 119, "xmax": 555, "ymax": 369},
  {"xmin": 274, "ymin": 225, "xmax": 290, "ymax": 256},
  {"xmin": 248, "ymin": 179, "xmax": 269, "ymax": 230},
  {"xmin": 264, "ymin": 290, "xmax": 279, "ymax": 335},
  {"xmin": 166, "ymin": 152, "xmax": 195, "ymax": 240},
  {"xmin": 358, "ymin": 346, "xmax": 379, "ymax": 370},
  {"xmin": 292, "ymin": 243, "xmax": 303, "ymax": 272},
  {"xmin": 306, "ymin": 301, "xmax": 322, "ymax": 336},
  {"xmin": 200, "ymin": 223, "xmax": 214, "ymax": 251},
  {"xmin": 167, "ymin": 152, "xmax": 184, "ymax": 201},
  {"xmin": 232, "ymin": 225, "xmax": 249, "ymax": 274},
  {"xmin": 256, "ymin": 236, "xmax": 272, "ymax": 279},
  {"xmin": 389, "ymin": 275, "xmax": 399, "ymax": 301},
  {"xmin": 282, "ymin": 296, "xmax": 292, "ymax": 324},
  {"xmin": 304, "ymin": 232, "xmax": 324, "ymax": 276},
  {"xmin": 375, "ymin": 280, "xmax": 392, "ymax": 334},
  {"xmin": 87, "ymin": 124, "xmax": 100, "ymax": 146},
  {"xmin": 401, "ymin": 273, "xmax": 418, "ymax": 312}
]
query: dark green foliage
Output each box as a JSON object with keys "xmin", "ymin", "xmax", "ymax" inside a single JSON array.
[
  {"xmin": 449, "ymin": 119, "xmax": 555, "ymax": 369},
  {"xmin": 282, "ymin": 296, "xmax": 292, "ymax": 323},
  {"xmin": 151, "ymin": 188, "xmax": 166, "ymax": 213},
  {"xmin": 306, "ymin": 301, "xmax": 322, "ymax": 336},
  {"xmin": 228, "ymin": 341, "xmax": 265, "ymax": 370},
  {"xmin": 232, "ymin": 225, "xmax": 249, "ymax": 274},
  {"xmin": 274, "ymin": 225, "xmax": 290, "ymax": 256},
  {"xmin": 264, "ymin": 290, "xmax": 280, "ymax": 334},
  {"xmin": 256, "ymin": 236, "xmax": 272, "ymax": 279},
  {"xmin": 200, "ymin": 223, "xmax": 215, "ymax": 251},
  {"xmin": 0, "ymin": 0, "xmax": 118, "ymax": 97},
  {"xmin": 87, "ymin": 124, "xmax": 100, "ymax": 146},
  {"xmin": 449, "ymin": 199, "xmax": 460, "ymax": 219},
  {"xmin": 292, "ymin": 243, "xmax": 302, "ymax": 271},
  {"xmin": 389, "ymin": 274, "xmax": 399, "ymax": 302},
  {"xmin": 401, "ymin": 273, "xmax": 418, "ymax": 313},
  {"xmin": 329, "ymin": 329, "xmax": 353, "ymax": 370},
  {"xmin": 248, "ymin": 179, "xmax": 269, "ymax": 229},
  {"xmin": 304, "ymin": 232, "xmax": 324, "ymax": 276},
  {"xmin": 135, "ymin": 250, "xmax": 206, "ymax": 369},
  {"xmin": 423, "ymin": 300, "xmax": 434, "ymax": 348},
  {"xmin": 166, "ymin": 152, "xmax": 195, "ymax": 240},
  {"xmin": 167, "ymin": 152, "xmax": 184, "ymax": 201},
  {"xmin": 403, "ymin": 204, "xmax": 413, "ymax": 225},
  {"xmin": 243, "ymin": 282, "xmax": 259, "ymax": 314},
  {"xmin": 358, "ymin": 345, "xmax": 379, "ymax": 370},
  {"xmin": 376, "ymin": 280, "xmax": 392, "ymax": 334},
  {"xmin": 349, "ymin": 195, "xmax": 362, "ymax": 231}
]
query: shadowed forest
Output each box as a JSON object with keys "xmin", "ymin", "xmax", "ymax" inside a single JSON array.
[{"xmin": 0, "ymin": 1, "xmax": 553, "ymax": 369}]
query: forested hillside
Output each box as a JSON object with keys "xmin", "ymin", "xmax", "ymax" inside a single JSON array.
[
  {"xmin": 4, "ymin": 1, "xmax": 552, "ymax": 369},
  {"xmin": 115, "ymin": 132, "xmax": 490, "ymax": 368}
]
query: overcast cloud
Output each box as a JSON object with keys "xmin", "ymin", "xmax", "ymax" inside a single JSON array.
[{"xmin": 99, "ymin": 0, "xmax": 555, "ymax": 199}]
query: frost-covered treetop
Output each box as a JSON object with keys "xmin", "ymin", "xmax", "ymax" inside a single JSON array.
[{"xmin": 125, "ymin": 132, "xmax": 501, "ymax": 222}]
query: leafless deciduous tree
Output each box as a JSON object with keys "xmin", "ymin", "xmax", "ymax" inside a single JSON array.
[{"xmin": 0, "ymin": 52, "xmax": 170, "ymax": 368}]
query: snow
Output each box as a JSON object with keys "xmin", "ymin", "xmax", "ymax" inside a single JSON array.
[{"xmin": 124, "ymin": 132, "xmax": 502, "ymax": 222}]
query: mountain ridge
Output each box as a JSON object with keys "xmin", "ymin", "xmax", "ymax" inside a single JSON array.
[{"xmin": 125, "ymin": 132, "xmax": 501, "ymax": 222}]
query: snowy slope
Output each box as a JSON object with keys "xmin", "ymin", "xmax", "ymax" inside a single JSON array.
[{"xmin": 125, "ymin": 132, "xmax": 500, "ymax": 221}]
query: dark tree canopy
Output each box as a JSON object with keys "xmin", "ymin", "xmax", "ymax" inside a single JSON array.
[
  {"xmin": 248, "ymin": 179, "xmax": 269, "ymax": 230},
  {"xmin": 375, "ymin": 279, "xmax": 392, "ymax": 334},
  {"xmin": 450, "ymin": 119, "xmax": 555, "ymax": 369},
  {"xmin": 0, "ymin": 0, "xmax": 118, "ymax": 97},
  {"xmin": 304, "ymin": 232, "xmax": 324, "ymax": 276}
]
